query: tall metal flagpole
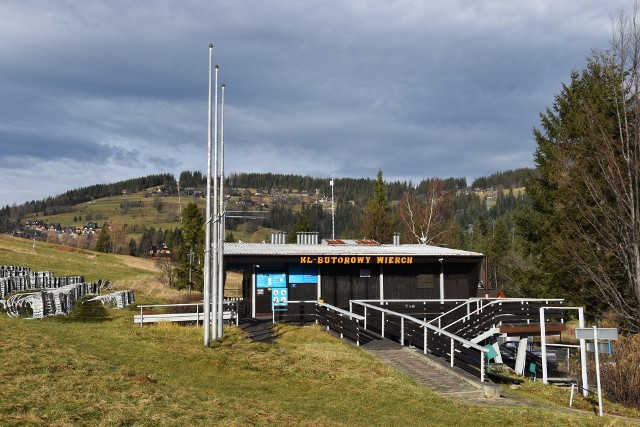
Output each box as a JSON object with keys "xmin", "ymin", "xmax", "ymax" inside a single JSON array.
[
  {"xmin": 217, "ymin": 83, "xmax": 226, "ymax": 337},
  {"xmin": 203, "ymin": 44, "xmax": 213, "ymax": 347},
  {"xmin": 212, "ymin": 64, "xmax": 220, "ymax": 341}
]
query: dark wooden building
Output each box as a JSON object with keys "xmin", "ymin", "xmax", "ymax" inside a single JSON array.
[{"xmin": 224, "ymin": 240, "xmax": 485, "ymax": 317}]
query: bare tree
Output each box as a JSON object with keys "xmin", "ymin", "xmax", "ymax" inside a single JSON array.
[
  {"xmin": 109, "ymin": 221, "xmax": 128, "ymax": 254},
  {"xmin": 155, "ymin": 256, "xmax": 178, "ymax": 288},
  {"xmin": 46, "ymin": 228, "xmax": 58, "ymax": 244},
  {"xmin": 397, "ymin": 179, "xmax": 456, "ymax": 245}
]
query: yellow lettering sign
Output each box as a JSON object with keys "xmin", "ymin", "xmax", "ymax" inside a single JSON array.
[{"xmin": 298, "ymin": 256, "xmax": 413, "ymax": 265}]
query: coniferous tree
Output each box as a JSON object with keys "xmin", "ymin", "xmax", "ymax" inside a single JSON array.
[
  {"xmin": 175, "ymin": 202, "xmax": 204, "ymax": 291},
  {"xmin": 519, "ymin": 14, "xmax": 640, "ymax": 331},
  {"xmin": 360, "ymin": 170, "xmax": 396, "ymax": 243},
  {"xmin": 95, "ymin": 223, "xmax": 111, "ymax": 253},
  {"xmin": 129, "ymin": 238, "xmax": 137, "ymax": 256},
  {"xmin": 287, "ymin": 214, "xmax": 314, "ymax": 243},
  {"xmin": 138, "ymin": 227, "xmax": 154, "ymax": 258}
]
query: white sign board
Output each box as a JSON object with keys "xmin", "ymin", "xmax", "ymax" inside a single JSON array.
[
  {"xmin": 586, "ymin": 342, "xmax": 612, "ymax": 354},
  {"xmin": 575, "ymin": 327, "xmax": 619, "ymax": 341},
  {"xmin": 574, "ymin": 326, "xmax": 618, "ymax": 417}
]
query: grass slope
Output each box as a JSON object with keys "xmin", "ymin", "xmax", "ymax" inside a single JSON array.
[
  {"xmin": 0, "ymin": 234, "xmax": 181, "ymax": 303},
  {"xmin": 0, "ymin": 235, "xmax": 634, "ymax": 426},
  {"xmin": 24, "ymin": 191, "xmax": 277, "ymax": 244},
  {"xmin": 1, "ymin": 313, "xmax": 625, "ymax": 427}
]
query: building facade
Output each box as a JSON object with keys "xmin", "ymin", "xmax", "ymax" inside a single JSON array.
[{"xmin": 224, "ymin": 240, "xmax": 485, "ymax": 317}]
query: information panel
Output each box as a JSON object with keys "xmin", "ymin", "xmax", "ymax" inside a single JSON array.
[
  {"xmin": 256, "ymin": 273, "xmax": 287, "ymax": 288},
  {"xmin": 272, "ymin": 288, "xmax": 288, "ymax": 308},
  {"xmin": 575, "ymin": 328, "xmax": 619, "ymax": 341},
  {"xmin": 288, "ymin": 264, "xmax": 318, "ymax": 284}
]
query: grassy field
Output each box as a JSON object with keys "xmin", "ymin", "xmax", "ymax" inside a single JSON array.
[
  {"xmin": 2, "ymin": 313, "xmax": 630, "ymax": 426},
  {"xmin": 0, "ymin": 234, "xmax": 185, "ymax": 303},
  {"xmin": 477, "ymin": 187, "xmax": 526, "ymax": 209},
  {"xmin": 26, "ymin": 191, "xmax": 277, "ymax": 244},
  {"xmin": 0, "ymin": 235, "xmax": 637, "ymax": 426}
]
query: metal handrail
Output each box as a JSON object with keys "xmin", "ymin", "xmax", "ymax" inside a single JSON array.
[
  {"xmin": 351, "ymin": 300, "xmax": 488, "ymax": 382},
  {"xmin": 355, "ymin": 298, "xmax": 565, "ymax": 303},
  {"xmin": 424, "ymin": 299, "xmax": 481, "ymax": 329},
  {"xmin": 286, "ymin": 300, "xmax": 365, "ymax": 321},
  {"xmin": 136, "ymin": 300, "xmax": 239, "ymax": 326},
  {"xmin": 354, "ymin": 298, "xmax": 564, "ymax": 327},
  {"xmin": 463, "ymin": 299, "xmax": 563, "ymax": 332},
  {"xmin": 427, "ymin": 298, "xmax": 565, "ymax": 330},
  {"xmin": 352, "ymin": 299, "xmax": 472, "ymax": 328},
  {"xmin": 356, "ymin": 298, "xmax": 476, "ymax": 304},
  {"xmin": 137, "ymin": 303, "xmax": 203, "ymax": 309},
  {"xmin": 352, "ymin": 301, "xmax": 485, "ymax": 350}
]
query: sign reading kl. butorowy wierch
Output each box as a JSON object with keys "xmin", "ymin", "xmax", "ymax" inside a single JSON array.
[{"xmin": 299, "ymin": 256, "xmax": 414, "ymax": 265}]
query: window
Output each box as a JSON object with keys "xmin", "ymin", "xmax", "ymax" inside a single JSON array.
[{"xmin": 417, "ymin": 274, "xmax": 434, "ymax": 289}]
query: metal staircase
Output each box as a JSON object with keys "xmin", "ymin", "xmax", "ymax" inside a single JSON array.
[
  {"xmin": 281, "ymin": 298, "xmax": 566, "ymax": 383},
  {"xmin": 351, "ymin": 298, "xmax": 565, "ymax": 380}
]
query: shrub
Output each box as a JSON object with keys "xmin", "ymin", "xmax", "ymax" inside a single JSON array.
[
  {"xmin": 66, "ymin": 297, "xmax": 110, "ymax": 322},
  {"xmin": 600, "ymin": 334, "xmax": 640, "ymax": 408},
  {"xmin": 572, "ymin": 333, "xmax": 640, "ymax": 408}
]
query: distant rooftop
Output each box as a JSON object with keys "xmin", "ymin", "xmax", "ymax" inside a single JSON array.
[{"xmin": 323, "ymin": 239, "xmax": 379, "ymax": 245}]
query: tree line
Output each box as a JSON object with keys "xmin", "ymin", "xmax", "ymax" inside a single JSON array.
[
  {"xmin": 2, "ymin": 173, "xmax": 175, "ymax": 223},
  {"xmin": 470, "ymin": 168, "xmax": 533, "ymax": 190}
]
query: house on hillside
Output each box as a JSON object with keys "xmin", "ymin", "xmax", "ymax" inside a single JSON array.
[
  {"xmin": 149, "ymin": 244, "xmax": 172, "ymax": 258},
  {"xmin": 48, "ymin": 223, "xmax": 62, "ymax": 232},
  {"xmin": 83, "ymin": 222, "xmax": 98, "ymax": 232}
]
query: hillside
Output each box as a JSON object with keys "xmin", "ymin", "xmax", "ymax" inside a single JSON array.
[
  {"xmin": 1, "ymin": 169, "xmax": 531, "ymax": 264},
  {"xmin": 0, "ymin": 235, "xmax": 631, "ymax": 425},
  {"xmin": 0, "ymin": 233, "xmax": 179, "ymax": 302},
  {"xmin": 0, "ymin": 234, "xmax": 242, "ymax": 300}
]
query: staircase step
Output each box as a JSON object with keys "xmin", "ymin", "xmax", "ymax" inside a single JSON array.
[
  {"xmin": 471, "ymin": 327, "xmax": 500, "ymax": 344},
  {"xmin": 365, "ymin": 346, "xmax": 498, "ymax": 399}
]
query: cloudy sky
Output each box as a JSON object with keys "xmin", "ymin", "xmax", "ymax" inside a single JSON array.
[{"xmin": 0, "ymin": 1, "xmax": 623, "ymax": 207}]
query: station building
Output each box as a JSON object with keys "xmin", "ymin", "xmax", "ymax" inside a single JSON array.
[{"xmin": 224, "ymin": 235, "xmax": 487, "ymax": 317}]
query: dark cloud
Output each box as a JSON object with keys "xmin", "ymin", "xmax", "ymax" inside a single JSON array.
[{"xmin": 0, "ymin": 0, "xmax": 623, "ymax": 206}]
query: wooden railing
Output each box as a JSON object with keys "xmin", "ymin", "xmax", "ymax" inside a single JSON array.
[{"xmin": 281, "ymin": 301, "xmax": 367, "ymax": 346}]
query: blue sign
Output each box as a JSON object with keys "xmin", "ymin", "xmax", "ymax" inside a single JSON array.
[
  {"xmin": 272, "ymin": 288, "xmax": 288, "ymax": 308},
  {"xmin": 289, "ymin": 264, "xmax": 318, "ymax": 284},
  {"xmin": 256, "ymin": 273, "xmax": 286, "ymax": 288}
]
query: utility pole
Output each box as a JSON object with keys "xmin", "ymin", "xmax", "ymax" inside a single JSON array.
[
  {"xmin": 178, "ymin": 182, "xmax": 182, "ymax": 223},
  {"xmin": 331, "ymin": 177, "xmax": 335, "ymax": 239},
  {"xmin": 188, "ymin": 246, "xmax": 194, "ymax": 295}
]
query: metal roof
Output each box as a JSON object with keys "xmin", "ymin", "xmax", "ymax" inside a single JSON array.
[
  {"xmin": 323, "ymin": 239, "xmax": 379, "ymax": 245},
  {"xmin": 224, "ymin": 243, "xmax": 483, "ymax": 257}
]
